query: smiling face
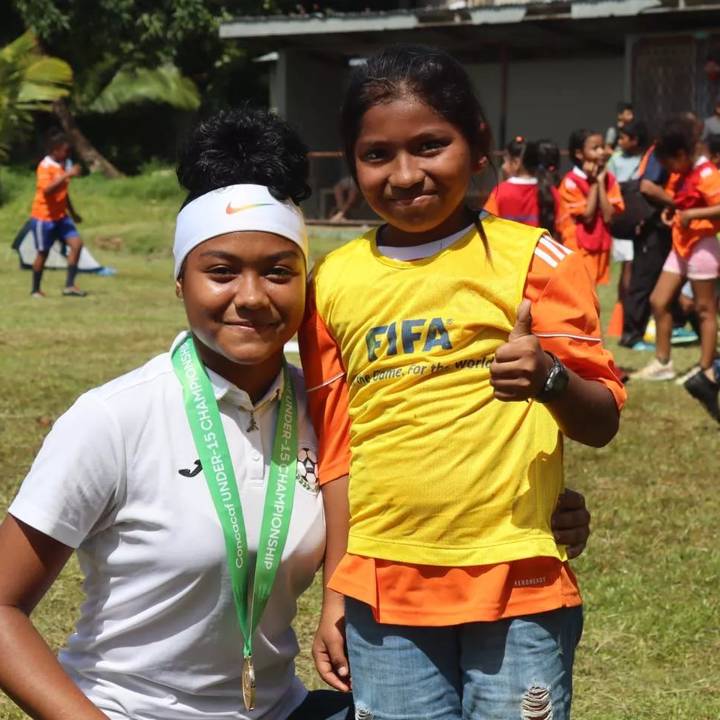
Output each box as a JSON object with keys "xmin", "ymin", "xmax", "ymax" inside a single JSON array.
[
  {"xmin": 353, "ymin": 95, "xmax": 483, "ymax": 245},
  {"xmin": 176, "ymin": 231, "xmax": 306, "ymax": 393},
  {"xmin": 576, "ymin": 133, "xmax": 606, "ymax": 167}
]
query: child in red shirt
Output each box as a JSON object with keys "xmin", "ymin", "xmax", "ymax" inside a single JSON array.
[
  {"xmin": 485, "ymin": 136, "xmax": 560, "ymax": 236},
  {"xmin": 558, "ymin": 129, "xmax": 624, "ymax": 285}
]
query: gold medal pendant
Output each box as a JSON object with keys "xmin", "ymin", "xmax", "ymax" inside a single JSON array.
[{"xmin": 242, "ymin": 656, "xmax": 256, "ymax": 711}]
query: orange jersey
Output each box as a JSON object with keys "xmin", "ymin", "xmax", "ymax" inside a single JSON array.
[
  {"xmin": 31, "ymin": 156, "xmax": 70, "ymax": 221},
  {"xmin": 558, "ymin": 167, "xmax": 624, "ymax": 285},
  {"xmin": 667, "ymin": 157, "xmax": 720, "ymax": 258},
  {"xmin": 558, "ymin": 167, "xmax": 624, "ymax": 253},
  {"xmin": 300, "ymin": 232, "xmax": 625, "ymax": 626}
]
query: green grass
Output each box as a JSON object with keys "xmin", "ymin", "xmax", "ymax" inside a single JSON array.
[{"xmin": 1, "ymin": 169, "xmax": 719, "ymax": 719}]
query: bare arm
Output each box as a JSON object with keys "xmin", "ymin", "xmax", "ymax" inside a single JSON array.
[
  {"xmin": 66, "ymin": 195, "xmax": 82, "ymax": 223},
  {"xmin": 580, "ymin": 181, "xmax": 600, "ymax": 223},
  {"xmin": 542, "ymin": 358, "xmax": 619, "ymax": 447},
  {"xmin": 0, "ymin": 516, "xmax": 107, "ymax": 720},
  {"xmin": 680, "ymin": 202, "xmax": 720, "ymax": 222},
  {"xmin": 596, "ymin": 171, "xmax": 614, "ymax": 224},
  {"xmin": 312, "ymin": 476, "xmax": 351, "ymax": 692},
  {"xmin": 639, "ymin": 179, "xmax": 674, "ymax": 208},
  {"xmin": 43, "ymin": 166, "xmax": 80, "ymax": 197}
]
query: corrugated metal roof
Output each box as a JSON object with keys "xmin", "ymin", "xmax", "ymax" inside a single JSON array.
[{"xmin": 220, "ymin": 0, "xmax": 714, "ymax": 39}]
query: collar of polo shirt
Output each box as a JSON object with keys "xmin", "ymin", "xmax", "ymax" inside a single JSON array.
[{"xmin": 171, "ymin": 331, "xmax": 284, "ymax": 412}]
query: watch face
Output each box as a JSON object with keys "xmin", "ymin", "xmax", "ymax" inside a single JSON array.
[
  {"xmin": 538, "ymin": 356, "xmax": 569, "ymax": 402},
  {"xmin": 553, "ymin": 364, "xmax": 570, "ymax": 394}
]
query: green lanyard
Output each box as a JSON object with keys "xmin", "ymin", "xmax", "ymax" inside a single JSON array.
[{"xmin": 171, "ymin": 334, "xmax": 298, "ymax": 708}]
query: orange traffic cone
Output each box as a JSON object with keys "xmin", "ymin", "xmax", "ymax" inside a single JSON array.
[{"xmin": 606, "ymin": 301, "xmax": 623, "ymax": 338}]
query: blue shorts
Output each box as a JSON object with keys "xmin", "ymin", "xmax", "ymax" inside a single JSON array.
[
  {"xmin": 30, "ymin": 216, "xmax": 79, "ymax": 253},
  {"xmin": 346, "ymin": 598, "xmax": 583, "ymax": 720}
]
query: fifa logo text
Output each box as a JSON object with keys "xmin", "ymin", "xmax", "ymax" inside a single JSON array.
[{"xmin": 365, "ymin": 318, "xmax": 452, "ymax": 361}]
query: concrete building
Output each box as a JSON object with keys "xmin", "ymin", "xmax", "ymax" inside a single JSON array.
[{"xmin": 221, "ymin": 0, "xmax": 720, "ymax": 218}]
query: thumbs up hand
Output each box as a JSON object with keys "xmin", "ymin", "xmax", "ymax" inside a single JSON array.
[{"xmin": 490, "ymin": 300, "xmax": 553, "ymax": 402}]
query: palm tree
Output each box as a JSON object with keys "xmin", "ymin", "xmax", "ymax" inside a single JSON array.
[
  {"xmin": 53, "ymin": 63, "xmax": 201, "ymax": 179},
  {"xmin": 0, "ymin": 31, "xmax": 72, "ymax": 162}
]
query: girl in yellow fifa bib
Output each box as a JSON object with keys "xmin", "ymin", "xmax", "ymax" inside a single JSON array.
[{"xmin": 299, "ymin": 45, "xmax": 626, "ymax": 720}]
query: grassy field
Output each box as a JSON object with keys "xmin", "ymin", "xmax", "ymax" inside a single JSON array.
[{"xmin": 1, "ymin": 169, "xmax": 719, "ymax": 719}]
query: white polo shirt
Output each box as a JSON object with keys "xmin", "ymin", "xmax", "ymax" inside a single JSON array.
[{"xmin": 9, "ymin": 333, "xmax": 325, "ymax": 720}]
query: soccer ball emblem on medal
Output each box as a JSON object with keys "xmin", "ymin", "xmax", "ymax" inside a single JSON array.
[{"xmin": 297, "ymin": 449, "xmax": 319, "ymax": 493}]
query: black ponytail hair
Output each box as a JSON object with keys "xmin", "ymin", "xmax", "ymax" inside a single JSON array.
[
  {"xmin": 505, "ymin": 135, "xmax": 526, "ymax": 161},
  {"xmin": 340, "ymin": 45, "xmax": 492, "ymax": 177},
  {"xmin": 177, "ymin": 105, "xmax": 311, "ymax": 207},
  {"xmin": 535, "ymin": 139, "xmax": 560, "ymax": 234}
]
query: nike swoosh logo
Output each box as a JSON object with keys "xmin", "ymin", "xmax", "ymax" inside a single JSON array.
[
  {"xmin": 179, "ymin": 459, "xmax": 202, "ymax": 478},
  {"xmin": 225, "ymin": 202, "xmax": 274, "ymax": 215}
]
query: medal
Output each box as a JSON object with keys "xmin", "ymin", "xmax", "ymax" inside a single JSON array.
[
  {"xmin": 242, "ymin": 656, "xmax": 256, "ymax": 711},
  {"xmin": 172, "ymin": 333, "xmax": 298, "ymax": 715}
]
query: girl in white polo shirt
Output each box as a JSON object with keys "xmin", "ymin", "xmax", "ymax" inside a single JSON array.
[{"xmin": 0, "ymin": 108, "xmax": 353, "ymax": 720}]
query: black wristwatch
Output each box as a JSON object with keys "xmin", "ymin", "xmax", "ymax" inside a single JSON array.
[{"xmin": 536, "ymin": 352, "xmax": 569, "ymax": 403}]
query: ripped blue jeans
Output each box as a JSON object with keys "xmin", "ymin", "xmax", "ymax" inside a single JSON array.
[{"xmin": 345, "ymin": 599, "xmax": 583, "ymax": 720}]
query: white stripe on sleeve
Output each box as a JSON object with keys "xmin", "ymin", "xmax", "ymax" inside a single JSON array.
[{"xmin": 533, "ymin": 247, "xmax": 558, "ymax": 268}]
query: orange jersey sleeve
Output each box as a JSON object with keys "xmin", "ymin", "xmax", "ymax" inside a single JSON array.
[
  {"xmin": 697, "ymin": 164, "xmax": 720, "ymax": 205},
  {"xmin": 558, "ymin": 174, "xmax": 587, "ymax": 219},
  {"xmin": 298, "ymin": 279, "xmax": 352, "ymax": 485},
  {"xmin": 525, "ymin": 235, "xmax": 626, "ymax": 409},
  {"xmin": 484, "ymin": 187, "xmax": 499, "ymax": 215}
]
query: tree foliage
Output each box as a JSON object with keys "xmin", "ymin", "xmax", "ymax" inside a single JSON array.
[
  {"xmin": 12, "ymin": 0, "xmax": 224, "ymax": 112},
  {"xmin": 0, "ymin": 31, "xmax": 72, "ymax": 161},
  {"xmin": 88, "ymin": 65, "xmax": 200, "ymax": 114}
]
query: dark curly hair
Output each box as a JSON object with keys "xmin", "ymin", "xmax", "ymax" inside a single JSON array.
[
  {"xmin": 655, "ymin": 115, "xmax": 697, "ymax": 161},
  {"xmin": 176, "ymin": 105, "xmax": 311, "ymax": 207},
  {"xmin": 340, "ymin": 45, "xmax": 492, "ymax": 176}
]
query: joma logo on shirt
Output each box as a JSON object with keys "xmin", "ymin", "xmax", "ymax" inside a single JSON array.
[{"xmin": 365, "ymin": 318, "xmax": 452, "ymax": 361}]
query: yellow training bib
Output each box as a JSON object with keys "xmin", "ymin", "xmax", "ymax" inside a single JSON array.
[{"xmin": 313, "ymin": 217, "xmax": 565, "ymax": 566}]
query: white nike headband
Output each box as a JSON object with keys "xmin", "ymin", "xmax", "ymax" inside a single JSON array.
[{"xmin": 173, "ymin": 184, "xmax": 308, "ymax": 278}]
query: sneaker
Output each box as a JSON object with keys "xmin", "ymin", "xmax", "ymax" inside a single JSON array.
[
  {"xmin": 62, "ymin": 287, "xmax": 87, "ymax": 297},
  {"xmin": 671, "ymin": 327, "xmax": 699, "ymax": 345},
  {"xmin": 631, "ymin": 358, "xmax": 676, "ymax": 381},
  {"xmin": 630, "ymin": 340, "xmax": 655, "ymax": 351},
  {"xmin": 30, "ymin": 290, "xmax": 46, "ymax": 299},
  {"xmin": 684, "ymin": 371, "xmax": 720, "ymax": 421},
  {"xmin": 675, "ymin": 365, "xmax": 702, "ymax": 386}
]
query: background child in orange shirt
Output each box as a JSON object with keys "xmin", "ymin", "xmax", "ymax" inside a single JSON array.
[
  {"xmin": 558, "ymin": 129, "xmax": 625, "ymax": 286},
  {"xmin": 634, "ymin": 116, "xmax": 720, "ymax": 420},
  {"xmin": 29, "ymin": 132, "xmax": 86, "ymax": 298}
]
